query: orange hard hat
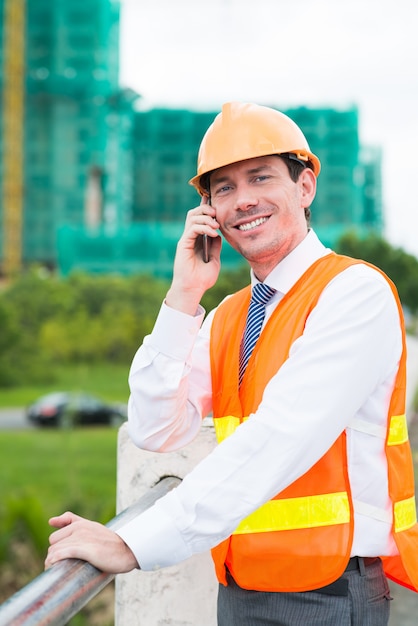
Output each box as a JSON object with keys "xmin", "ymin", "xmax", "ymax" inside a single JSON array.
[{"xmin": 189, "ymin": 102, "xmax": 321, "ymax": 195}]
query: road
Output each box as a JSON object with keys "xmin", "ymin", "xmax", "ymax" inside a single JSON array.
[{"xmin": 0, "ymin": 406, "xmax": 30, "ymax": 429}]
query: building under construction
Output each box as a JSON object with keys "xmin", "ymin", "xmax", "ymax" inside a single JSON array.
[
  {"xmin": 0, "ymin": 0, "xmax": 137, "ymax": 277},
  {"xmin": 0, "ymin": 0, "xmax": 383, "ymax": 278}
]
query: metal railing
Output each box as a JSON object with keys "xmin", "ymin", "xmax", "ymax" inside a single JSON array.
[{"xmin": 0, "ymin": 476, "xmax": 181, "ymax": 626}]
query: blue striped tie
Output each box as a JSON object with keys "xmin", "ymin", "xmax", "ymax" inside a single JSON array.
[{"xmin": 239, "ymin": 283, "xmax": 276, "ymax": 385}]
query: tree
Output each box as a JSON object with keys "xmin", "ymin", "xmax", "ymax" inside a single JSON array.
[{"xmin": 336, "ymin": 232, "xmax": 418, "ymax": 314}]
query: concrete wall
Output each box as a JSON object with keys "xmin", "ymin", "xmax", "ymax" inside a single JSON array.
[{"xmin": 115, "ymin": 419, "xmax": 218, "ymax": 626}]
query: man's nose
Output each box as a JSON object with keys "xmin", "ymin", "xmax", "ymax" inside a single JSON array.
[{"xmin": 234, "ymin": 186, "xmax": 259, "ymax": 211}]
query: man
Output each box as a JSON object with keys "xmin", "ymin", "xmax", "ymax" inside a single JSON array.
[{"xmin": 46, "ymin": 102, "xmax": 418, "ymax": 625}]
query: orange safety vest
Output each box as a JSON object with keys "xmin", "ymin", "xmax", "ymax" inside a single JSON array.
[{"xmin": 209, "ymin": 253, "xmax": 418, "ymax": 592}]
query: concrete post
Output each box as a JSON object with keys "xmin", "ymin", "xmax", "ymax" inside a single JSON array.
[{"xmin": 115, "ymin": 419, "xmax": 218, "ymax": 626}]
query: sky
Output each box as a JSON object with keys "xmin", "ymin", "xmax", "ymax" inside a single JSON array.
[{"xmin": 119, "ymin": 0, "xmax": 418, "ymax": 258}]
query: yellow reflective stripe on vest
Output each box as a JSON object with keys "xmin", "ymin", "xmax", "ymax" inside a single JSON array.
[
  {"xmin": 394, "ymin": 496, "xmax": 417, "ymax": 533},
  {"xmin": 215, "ymin": 414, "xmax": 410, "ymax": 446},
  {"xmin": 388, "ymin": 414, "xmax": 408, "ymax": 446},
  {"xmin": 233, "ymin": 492, "xmax": 350, "ymax": 535},
  {"xmin": 215, "ymin": 415, "xmax": 414, "ymax": 535},
  {"xmin": 214, "ymin": 415, "xmax": 249, "ymax": 442}
]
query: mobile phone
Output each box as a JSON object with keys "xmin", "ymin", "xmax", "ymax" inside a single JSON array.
[
  {"xmin": 202, "ymin": 193, "xmax": 211, "ymax": 263},
  {"xmin": 202, "ymin": 234, "xmax": 209, "ymax": 263}
]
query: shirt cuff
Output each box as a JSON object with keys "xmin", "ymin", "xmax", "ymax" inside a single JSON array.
[
  {"xmin": 115, "ymin": 491, "xmax": 192, "ymax": 571},
  {"xmin": 145, "ymin": 301, "xmax": 205, "ymax": 362}
]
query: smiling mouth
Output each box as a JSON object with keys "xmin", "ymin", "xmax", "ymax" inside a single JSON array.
[{"xmin": 237, "ymin": 217, "xmax": 269, "ymax": 231}]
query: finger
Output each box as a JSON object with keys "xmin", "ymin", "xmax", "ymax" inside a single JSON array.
[
  {"xmin": 45, "ymin": 540, "xmax": 86, "ymax": 569},
  {"xmin": 45, "ymin": 544, "xmax": 69, "ymax": 569},
  {"xmin": 49, "ymin": 511, "xmax": 83, "ymax": 529},
  {"xmin": 49, "ymin": 523, "xmax": 77, "ymax": 545},
  {"xmin": 187, "ymin": 202, "xmax": 216, "ymax": 221}
]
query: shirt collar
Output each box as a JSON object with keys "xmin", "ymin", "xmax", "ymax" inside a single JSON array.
[{"xmin": 251, "ymin": 230, "xmax": 332, "ymax": 295}]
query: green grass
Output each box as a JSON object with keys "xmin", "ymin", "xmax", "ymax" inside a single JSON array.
[
  {"xmin": 0, "ymin": 427, "xmax": 118, "ymax": 526},
  {"xmin": 0, "ymin": 362, "xmax": 130, "ymax": 407},
  {"xmin": 0, "ymin": 427, "xmax": 119, "ymax": 623}
]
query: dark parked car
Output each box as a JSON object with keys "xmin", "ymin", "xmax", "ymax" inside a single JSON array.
[{"xmin": 26, "ymin": 392, "xmax": 127, "ymax": 428}]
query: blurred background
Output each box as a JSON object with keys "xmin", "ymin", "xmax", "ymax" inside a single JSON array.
[
  {"xmin": 120, "ymin": 0, "xmax": 418, "ymax": 259},
  {"xmin": 2, "ymin": 0, "xmax": 417, "ymax": 282}
]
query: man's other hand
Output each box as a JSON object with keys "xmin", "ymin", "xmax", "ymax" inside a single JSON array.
[{"xmin": 45, "ymin": 511, "xmax": 139, "ymax": 573}]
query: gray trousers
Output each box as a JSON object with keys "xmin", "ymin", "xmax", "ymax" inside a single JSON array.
[{"xmin": 217, "ymin": 559, "xmax": 392, "ymax": 625}]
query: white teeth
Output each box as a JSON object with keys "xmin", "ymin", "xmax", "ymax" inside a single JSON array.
[{"xmin": 238, "ymin": 217, "xmax": 268, "ymax": 231}]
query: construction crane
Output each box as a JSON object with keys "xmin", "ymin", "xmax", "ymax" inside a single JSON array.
[{"xmin": 1, "ymin": 0, "xmax": 25, "ymax": 277}]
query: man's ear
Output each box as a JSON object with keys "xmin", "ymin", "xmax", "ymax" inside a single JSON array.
[{"xmin": 299, "ymin": 168, "xmax": 317, "ymax": 207}]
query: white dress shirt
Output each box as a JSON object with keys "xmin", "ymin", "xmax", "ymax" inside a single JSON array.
[{"xmin": 117, "ymin": 230, "xmax": 403, "ymax": 571}]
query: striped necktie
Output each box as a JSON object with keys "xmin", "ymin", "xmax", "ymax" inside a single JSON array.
[{"xmin": 239, "ymin": 282, "xmax": 276, "ymax": 385}]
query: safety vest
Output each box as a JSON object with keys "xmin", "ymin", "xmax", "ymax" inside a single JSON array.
[{"xmin": 209, "ymin": 253, "xmax": 418, "ymax": 592}]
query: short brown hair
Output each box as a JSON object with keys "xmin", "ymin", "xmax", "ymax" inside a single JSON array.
[{"xmin": 278, "ymin": 154, "xmax": 313, "ymax": 225}]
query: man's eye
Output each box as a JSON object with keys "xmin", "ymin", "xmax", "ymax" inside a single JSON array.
[
  {"xmin": 255, "ymin": 175, "xmax": 270, "ymax": 182},
  {"xmin": 214, "ymin": 185, "xmax": 232, "ymax": 195}
]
